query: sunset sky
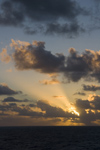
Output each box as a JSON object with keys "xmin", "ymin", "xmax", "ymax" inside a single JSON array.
[{"xmin": 1, "ymin": 0, "xmax": 100, "ymax": 126}]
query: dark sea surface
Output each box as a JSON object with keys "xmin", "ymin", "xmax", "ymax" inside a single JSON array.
[{"xmin": 0, "ymin": 126, "xmax": 100, "ymax": 150}]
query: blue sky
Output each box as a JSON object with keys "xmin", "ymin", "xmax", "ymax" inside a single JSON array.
[{"xmin": 0, "ymin": 0, "xmax": 100, "ymax": 126}]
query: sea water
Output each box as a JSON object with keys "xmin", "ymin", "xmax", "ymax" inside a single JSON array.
[{"xmin": 0, "ymin": 126, "xmax": 100, "ymax": 150}]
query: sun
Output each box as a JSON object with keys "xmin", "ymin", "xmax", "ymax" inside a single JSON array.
[{"xmin": 70, "ymin": 106, "xmax": 80, "ymax": 116}]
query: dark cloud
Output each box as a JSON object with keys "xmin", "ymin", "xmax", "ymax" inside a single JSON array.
[
  {"xmin": 75, "ymin": 95, "xmax": 100, "ymax": 125},
  {"xmin": 0, "ymin": 0, "xmax": 87, "ymax": 36},
  {"xmin": 28, "ymin": 104, "xmax": 36, "ymax": 107},
  {"xmin": 2, "ymin": 97, "xmax": 29, "ymax": 103},
  {"xmin": 0, "ymin": 84, "xmax": 22, "ymax": 95},
  {"xmin": 25, "ymin": 22, "xmax": 85, "ymax": 37},
  {"xmin": 1, "ymin": 0, "xmax": 84, "ymax": 23},
  {"xmin": 45, "ymin": 22, "xmax": 85, "ymax": 37},
  {"xmin": 0, "ymin": 99, "xmax": 77, "ymax": 119},
  {"xmin": 75, "ymin": 99, "xmax": 91, "ymax": 109},
  {"xmin": 0, "ymin": 116, "xmax": 62, "ymax": 126},
  {"xmin": 37, "ymin": 100, "xmax": 77, "ymax": 118},
  {"xmin": 63, "ymin": 49, "xmax": 100, "ymax": 82},
  {"xmin": 75, "ymin": 100, "xmax": 94, "ymax": 125},
  {"xmin": 83, "ymin": 84, "xmax": 100, "ymax": 91},
  {"xmin": 12, "ymin": 40, "xmax": 65, "ymax": 73},
  {"xmin": 24, "ymin": 26, "xmax": 38, "ymax": 35},
  {"xmin": 74, "ymin": 92, "xmax": 86, "ymax": 96},
  {"xmin": 63, "ymin": 48, "xmax": 92, "ymax": 82},
  {"xmin": 0, "ymin": 102, "xmax": 43, "ymax": 117},
  {"xmin": 89, "ymin": 95, "xmax": 100, "ymax": 110},
  {"xmin": 11, "ymin": 40, "xmax": 100, "ymax": 82},
  {"xmin": 78, "ymin": 109, "xmax": 97, "ymax": 126},
  {"xmin": 0, "ymin": 0, "xmax": 24, "ymax": 26},
  {"xmin": 2, "ymin": 96, "xmax": 100, "ymax": 125},
  {"xmin": 75, "ymin": 95, "xmax": 100, "ymax": 110},
  {"xmin": 16, "ymin": 107, "xmax": 43, "ymax": 117}
]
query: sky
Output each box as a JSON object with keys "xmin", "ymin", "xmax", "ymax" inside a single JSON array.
[{"xmin": 1, "ymin": 0, "xmax": 100, "ymax": 126}]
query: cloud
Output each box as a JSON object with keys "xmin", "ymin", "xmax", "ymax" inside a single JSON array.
[
  {"xmin": 39, "ymin": 78, "xmax": 60, "ymax": 85},
  {"xmin": 0, "ymin": 83, "xmax": 22, "ymax": 95},
  {"xmin": 0, "ymin": 102, "xmax": 17, "ymax": 112},
  {"xmin": 75, "ymin": 95, "xmax": 100, "ymax": 110},
  {"xmin": 74, "ymin": 92, "xmax": 86, "ymax": 96},
  {"xmin": 74, "ymin": 101, "xmax": 92, "ymax": 125},
  {"xmin": 2, "ymin": 97, "xmax": 29, "ymax": 103},
  {"xmin": 10, "ymin": 40, "xmax": 100, "ymax": 82},
  {"xmin": 53, "ymin": 96, "xmax": 65, "ymax": 98},
  {"xmin": 0, "ymin": 102, "xmax": 43, "ymax": 117},
  {"xmin": 0, "ymin": 48, "xmax": 11, "ymax": 63},
  {"xmin": 0, "ymin": 116, "xmax": 62, "ymax": 126},
  {"xmin": 0, "ymin": 0, "xmax": 87, "ymax": 36},
  {"xmin": 0, "ymin": 0, "xmax": 24, "ymax": 26},
  {"xmin": 16, "ymin": 107, "xmax": 43, "ymax": 117},
  {"xmin": 45, "ymin": 22, "xmax": 85, "ymax": 37},
  {"xmin": 63, "ymin": 48, "xmax": 90, "ymax": 82},
  {"xmin": 6, "ymin": 68, "xmax": 12, "ymax": 72},
  {"xmin": 0, "ymin": 0, "xmax": 84, "ymax": 23},
  {"xmin": 74, "ymin": 95, "xmax": 100, "ymax": 125},
  {"xmin": 0, "ymin": 99, "xmax": 77, "ymax": 120},
  {"xmin": 24, "ymin": 22, "xmax": 85, "ymax": 37},
  {"xmin": 83, "ymin": 84, "xmax": 100, "ymax": 91},
  {"xmin": 63, "ymin": 48, "xmax": 100, "ymax": 82},
  {"xmin": 2, "ymin": 96, "xmax": 100, "ymax": 125},
  {"xmin": 11, "ymin": 40, "xmax": 65, "ymax": 73},
  {"xmin": 77, "ymin": 109, "xmax": 97, "ymax": 126},
  {"xmin": 37, "ymin": 100, "xmax": 77, "ymax": 118},
  {"xmin": 88, "ymin": 95, "xmax": 100, "ymax": 110},
  {"xmin": 24, "ymin": 26, "xmax": 38, "ymax": 35},
  {"xmin": 75, "ymin": 99, "xmax": 91, "ymax": 109},
  {"xmin": 40, "ymin": 74, "xmax": 60, "ymax": 85},
  {"xmin": 28, "ymin": 104, "xmax": 36, "ymax": 107}
]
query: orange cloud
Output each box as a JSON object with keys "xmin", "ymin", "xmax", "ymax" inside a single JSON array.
[
  {"xmin": 0, "ymin": 48, "xmax": 11, "ymax": 63},
  {"xmin": 39, "ymin": 78, "xmax": 60, "ymax": 85},
  {"xmin": 6, "ymin": 68, "xmax": 12, "ymax": 72},
  {"xmin": 53, "ymin": 96, "xmax": 65, "ymax": 98}
]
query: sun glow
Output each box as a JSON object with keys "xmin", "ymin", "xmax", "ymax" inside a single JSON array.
[
  {"xmin": 72, "ymin": 109, "xmax": 80, "ymax": 116},
  {"xmin": 68, "ymin": 106, "xmax": 80, "ymax": 116},
  {"xmin": 13, "ymin": 73, "xmax": 80, "ymax": 117},
  {"xmin": 49, "ymin": 85, "xmax": 80, "ymax": 117}
]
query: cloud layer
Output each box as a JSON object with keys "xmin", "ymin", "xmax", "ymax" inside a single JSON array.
[
  {"xmin": 74, "ymin": 92, "xmax": 86, "ymax": 96},
  {"xmin": 2, "ymin": 94, "xmax": 100, "ymax": 125},
  {"xmin": 0, "ymin": 0, "xmax": 87, "ymax": 36},
  {"xmin": 83, "ymin": 84, "xmax": 100, "ymax": 91},
  {"xmin": 11, "ymin": 40, "xmax": 65, "ymax": 73},
  {"xmin": 0, "ymin": 83, "xmax": 22, "ymax": 95},
  {"xmin": 75, "ymin": 95, "xmax": 100, "ymax": 125},
  {"xmin": 0, "ymin": 99, "xmax": 77, "ymax": 119},
  {"xmin": 8, "ymin": 40, "xmax": 100, "ymax": 83},
  {"xmin": 2, "ymin": 97, "xmax": 29, "ymax": 103},
  {"xmin": 1, "ymin": 82, "xmax": 100, "ymax": 125}
]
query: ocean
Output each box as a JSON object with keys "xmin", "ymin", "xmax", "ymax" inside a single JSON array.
[{"xmin": 0, "ymin": 126, "xmax": 100, "ymax": 150}]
